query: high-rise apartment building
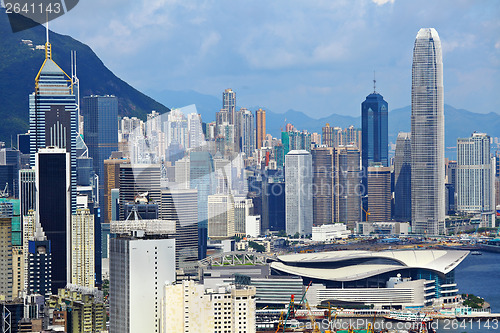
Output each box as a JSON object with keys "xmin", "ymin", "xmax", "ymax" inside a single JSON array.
[
  {"xmin": 0, "ymin": 216, "xmax": 12, "ymax": 299},
  {"xmin": 394, "ymin": 133, "xmax": 412, "ymax": 222},
  {"xmin": 82, "ymin": 95, "xmax": 119, "ymax": 206},
  {"xmin": 367, "ymin": 166, "xmax": 391, "ymax": 222},
  {"xmin": 235, "ymin": 108, "xmax": 255, "ymax": 157},
  {"xmin": 256, "ymin": 108, "xmax": 266, "ymax": 150},
  {"xmin": 312, "ymin": 147, "xmax": 335, "ymax": 226},
  {"xmin": 411, "ymin": 28, "xmax": 445, "ymax": 234},
  {"xmin": 322, "ymin": 124, "xmax": 343, "ymax": 148},
  {"xmin": 110, "ymin": 234, "xmax": 176, "ymax": 333},
  {"xmin": 71, "ymin": 209, "xmax": 95, "ymax": 288},
  {"xmin": 104, "ymin": 153, "xmax": 129, "ymax": 223},
  {"xmin": 285, "ymin": 150, "xmax": 313, "ymax": 236},
  {"xmin": 223, "ymin": 88, "xmax": 236, "ymax": 124},
  {"xmin": 36, "ymin": 147, "xmax": 71, "ymax": 292},
  {"xmin": 457, "ymin": 133, "xmax": 495, "ymax": 214}
]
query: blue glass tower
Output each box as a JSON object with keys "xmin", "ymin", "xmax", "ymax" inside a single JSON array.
[
  {"xmin": 82, "ymin": 95, "xmax": 119, "ymax": 204},
  {"xmin": 189, "ymin": 151, "xmax": 215, "ymax": 259}
]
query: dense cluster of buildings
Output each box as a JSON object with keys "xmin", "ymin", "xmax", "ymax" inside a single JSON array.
[{"xmin": 0, "ymin": 26, "xmax": 492, "ymax": 333}]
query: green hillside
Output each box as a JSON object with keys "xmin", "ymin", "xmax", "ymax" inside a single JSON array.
[{"xmin": 0, "ymin": 9, "xmax": 169, "ymax": 144}]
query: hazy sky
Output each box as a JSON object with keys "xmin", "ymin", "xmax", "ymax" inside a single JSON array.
[{"xmin": 46, "ymin": 0, "xmax": 500, "ymax": 118}]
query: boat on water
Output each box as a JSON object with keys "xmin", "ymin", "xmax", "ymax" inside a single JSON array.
[
  {"xmin": 383, "ymin": 311, "xmax": 432, "ymax": 322},
  {"xmin": 471, "ymin": 250, "xmax": 482, "ymax": 255}
]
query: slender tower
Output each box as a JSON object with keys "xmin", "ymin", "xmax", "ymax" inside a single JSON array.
[{"xmin": 411, "ymin": 28, "xmax": 445, "ymax": 235}]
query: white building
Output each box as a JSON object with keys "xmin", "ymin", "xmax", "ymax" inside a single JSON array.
[
  {"xmin": 312, "ymin": 223, "xmax": 350, "ymax": 241},
  {"xmin": 411, "ymin": 28, "xmax": 445, "ymax": 235},
  {"xmin": 174, "ymin": 156, "xmax": 190, "ymax": 189},
  {"xmin": 285, "ymin": 150, "xmax": 313, "ymax": 236},
  {"xmin": 208, "ymin": 194, "xmax": 235, "ymax": 239},
  {"xmin": 457, "ymin": 133, "xmax": 495, "ymax": 216},
  {"xmin": 188, "ymin": 113, "xmax": 205, "ymax": 149},
  {"xmin": 109, "ymin": 233, "xmax": 176, "ymax": 333},
  {"xmin": 245, "ymin": 216, "xmax": 261, "ymax": 238},
  {"xmin": 71, "ymin": 208, "xmax": 95, "ymax": 288},
  {"xmin": 166, "ymin": 109, "xmax": 188, "ymax": 149},
  {"xmin": 234, "ymin": 196, "xmax": 253, "ymax": 235}
]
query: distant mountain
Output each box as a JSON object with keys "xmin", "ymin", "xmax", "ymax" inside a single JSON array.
[
  {"xmin": 150, "ymin": 88, "xmax": 500, "ymax": 160},
  {"xmin": 0, "ymin": 9, "xmax": 169, "ymax": 144}
]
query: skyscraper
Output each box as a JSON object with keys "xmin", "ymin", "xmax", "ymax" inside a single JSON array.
[
  {"xmin": 256, "ymin": 108, "xmax": 266, "ymax": 150},
  {"xmin": 312, "ymin": 147, "xmax": 335, "ymax": 226},
  {"xmin": 71, "ymin": 208, "xmax": 95, "ymax": 288},
  {"xmin": 29, "ymin": 38, "xmax": 77, "ymax": 215},
  {"xmin": 335, "ymin": 146, "xmax": 361, "ymax": 229},
  {"xmin": 367, "ymin": 166, "xmax": 391, "ymax": 222},
  {"xmin": 207, "ymin": 193, "xmax": 235, "ymax": 239},
  {"xmin": 394, "ymin": 133, "xmax": 412, "ymax": 222},
  {"xmin": 82, "ymin": 95, "xmax": 119, "ymax": 206},
  {"xmin": 457, "ymin": 133, "xmax": 495, "ymax": 215},
  {"xmin": 222, "ymin": 88, "xmax": 236, "ymax": 124},
  {"xmin": 411, "ymin": 28, "xmax": 445, "ymax": 235},
  {"xmin": 36, "ymin": 147, "xmax": 71, "ymax": 292},
  {"xmin": 235, "ymin": 108, "xmax": 255, "ymax": 157},
  {"xmin": 285, "ymin": 150, "xmax": 313, "ymax": 236}
]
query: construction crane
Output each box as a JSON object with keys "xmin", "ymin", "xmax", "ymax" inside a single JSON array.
[
  {"xmin": 361, "ymin": 206, "xmax": 370, "ymax": 222},
  {"xmin": 0, "ymin": 183, "xmax": 9, "ymax": 198},
  {"xmin": 304, "ymin": 298, "xmax": 321, "ymax": 333},
  {"xmin": 275, "ymin": 294, "xmax": 296, "ymax": 333}
]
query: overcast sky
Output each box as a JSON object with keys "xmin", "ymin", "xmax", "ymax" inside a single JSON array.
[{"xmin": 46, "ymin": 0, "xmax": 500, "ymax": 118}]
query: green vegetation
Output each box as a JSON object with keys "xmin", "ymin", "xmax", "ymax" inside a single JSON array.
[
  {"xmin": 462, "ymin": 294, "xmax": 485, "ymax": 309},
  {"xmin": 277, "ymin": 230, "xmax": 287, "ymax": 237},
  {"xmin": 248, "ymin": 241, "xmax": 265, "ymax": 253},
  {"xmin": 0, "ymin": 9, "xmax": 169, "ymax": 143}
]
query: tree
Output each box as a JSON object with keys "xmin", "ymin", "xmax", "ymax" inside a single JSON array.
[{"xmin": 248, "ymin": 241, "xmax": 266, "ymax": 253}]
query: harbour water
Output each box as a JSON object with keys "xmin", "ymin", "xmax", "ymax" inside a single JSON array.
[{"xmin": 435, "ymin": 250, "xmax": 500, "ymax": 333}]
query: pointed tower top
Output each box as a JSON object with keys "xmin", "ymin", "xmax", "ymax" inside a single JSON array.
[
  {"xmin": 373, "ymin": 71, "xmax": 376, "ymax": 93},
  {"xmin": 45, "ymin": 20, "xmax": 52, "ymax": 59}
]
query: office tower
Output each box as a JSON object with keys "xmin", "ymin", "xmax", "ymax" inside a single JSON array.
[
  {"xmin": 0, "ymin": 148, "xmax": 20, "ymax": 198},
  {"xmin": 0, "ymin": 216, "xmax": 12, "ymax": 299},
  {"xmin": 119, "ymin": 164, "xmax": 161, "ymax": 220},
  {"xmin": 104, "ymin": 154, "xmax": 128, "ymax": 223},
  {"xmin": 394, "ymin": 133, "xmax": 412, "ymax": 221},
  {"xmin": 71, "ymin": 209, "xmax": 95, "ymax": 288},
  {"xmin": 174, "ymin": 156, "xmax": 190, "ymax": 189},
  {"xmin": 29, "ymin": 38, "xmax": 77, "ymax": 215},
  {"xmin": 36, "ymin": 147, "xmax": 71, "ymax": 292},
  {"xmin": 110, "ymin": 234, "xmax": 175, "ymax": 333},
  {"xmin": 190, "ymin": 151, "xmax": 215, "ymax": 259},
  {"xmin": 160, "ymin": 189, "xmax": 198, "ymax": 269},
  {"xmin": 267, "ymin": 180, "xmax": 286, "ymax": 233},
  {"xmin": 285, "ymin": 150, "xmax": 313, "ymax": 236},
  {"xmin": 81, "ymin": 95, "xmax": 118, "ymax": 203},
  {"xmin": 207, "ymin": 194, "xmax": 235, "ymax": 239},
  {"xmin": 335, "ymin": 146, "xmax": 362, "ymax": 229},
  {"xmin": 235, "ymin": 108, "xmax": 255, "ymax": 157},
  {"xmin": 19, "ymin": 169, "xmax": 36, "ymax": 218},
  {"xmin": 312, "ymin": 147, "xmax": 335, "ymax": 226},
  {"xmin": 27, "ymin": 235, "xmax": 52, "ymax": 296},
  {"xmin": 0, "ymin": 198, "xmax": 21, "ymax": 247},
  {"xmin": 124, "ymin": 200, "xmax": 159, "ymax": 220},
  {"xmin": 446, "ymin": 159, "xmax": 458, "ymax": 214},
  {"xmin": 457, "ymin": 133, "xmax": 495, "ymax": 215},
  {"xmin": 234, "ymin": 196, "xmax": 254, "ymax": 235},
  {"xmin": 273, "ymin": 144, "xmax": 285, "ymax": 168},
  {"xmin": 367, "ymin": 166, "xmax": 391, "ymax": 221},
  {"xmin": 411, "ymin": 28, "xmax": 445, "ymax": 235},
  {"xmin": 361, "ymin": 87, "xmax": 389, "ymax": 169},
  {"xmin": 223, "ymin": 88, "xmax": 236, "ymax": 124},
  {"xmin": 256, "ymin": 108, "xmax": 266, "ymax": 150},
  {"xmin": 18, "ymin": 132, "xmax": 31, "ymax": 169}
]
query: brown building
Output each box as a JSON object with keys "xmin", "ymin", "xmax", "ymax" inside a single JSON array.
[
  {"xmin": 367, "ymin": 166, "xmax": 392, "ymax": 222},
  {"xmin": 103, "ymin": 152, "xmax": 129, "ymax": 223},
  {"xmin": 312, "ymin": 147, "xmax": 335, "ymax": 226},
  {"xmin": 256, "ymin": 108, "xmax": 266, "ymax": 149}
]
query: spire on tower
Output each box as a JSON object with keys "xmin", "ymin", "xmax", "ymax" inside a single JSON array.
[
  {"xmin": 45, "ymin": 20, "xmax": 51, "ymax": 59},
  {"xmin": 373, "ymin": 71, "xmax": 376, "ymax": 93}
]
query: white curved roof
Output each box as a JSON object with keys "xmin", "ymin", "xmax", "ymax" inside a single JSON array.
[
  {"xmin": 416, "ymin": 28, "xmax": 440, "ymax": 40},
  {"xmin": 271, "ymin": 250, "xmax": 469, "ymax": 282}
]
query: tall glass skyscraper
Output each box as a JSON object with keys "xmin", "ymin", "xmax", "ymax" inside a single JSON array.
[
  {"xmin": 394, "ymin": 132, "xmax": 412, "ymax": 222},
  {"xmin": 82, "ymin": 95, "xmax": 119, "ymax": 205},
  {"xmin": 361, "ymin": 92, "xmax": 388, "ymax": 169},
  {"xmin": 29, "ymin": 40, "xmax": 77, "ymax": 214},
  {"xmin": 411, "ymin": 28, "xmax": 445, "ymax": 235}
]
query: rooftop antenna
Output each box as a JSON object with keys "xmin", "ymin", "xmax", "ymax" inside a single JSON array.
[
  {"xmin": 373, "ymin": 71, "xmax": 376, "ymax": 93},
  {"xmin": 45, "ymin": 15, "xmax": 51, "ymax": 59}
]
